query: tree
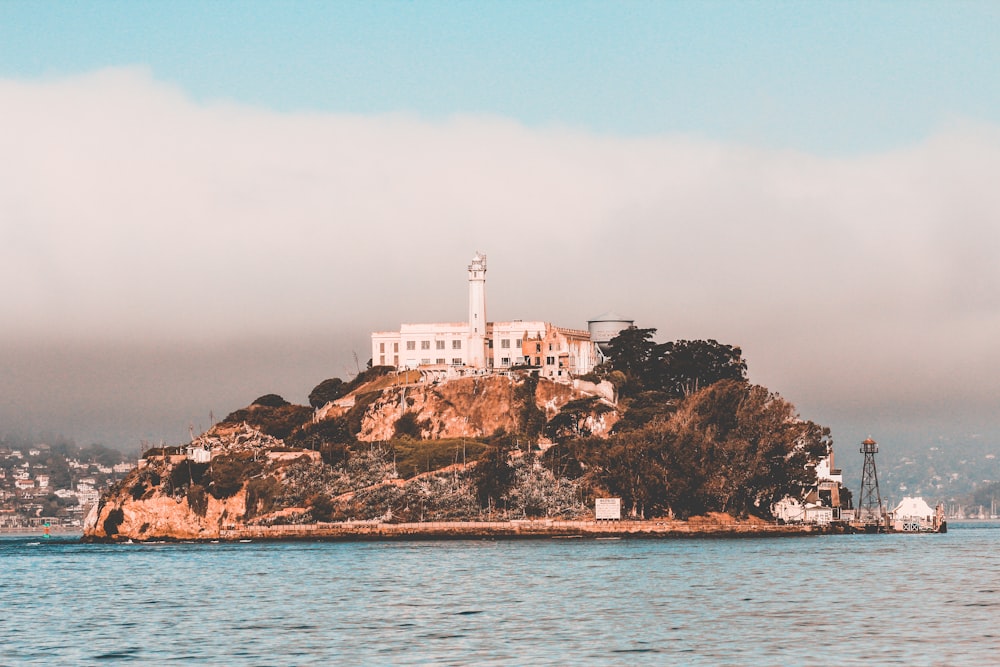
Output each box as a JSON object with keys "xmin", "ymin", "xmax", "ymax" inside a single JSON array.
[
  {"xmin": 604, "ymin": 327, "xmax": 661, "ymax": 395},
  {"xmin": 546, "ymin": 380, "xmax": 831, "ymax": 520},
  {"xmin": 655, "ymin": 380, "xmax": 829, "ymax": 518},
  {"xmin": 655, "ymin": 340, "xmax": 748, "ymax": 397},
  {"xmin": 474, "ymin": 445, "xmax": 516, "ymax": 512},
  {"xmin": 308, "ymin": 378, "xmax": 347, "ymax": 409},
  {"xmin": 543, "ymin": 397, "xmax": 613, "ymax": 443}
]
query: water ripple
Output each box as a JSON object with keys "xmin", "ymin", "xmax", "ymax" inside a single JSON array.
[{"xmin": 1, "ymin": 525, "xmax": 999, "ymax": 665}]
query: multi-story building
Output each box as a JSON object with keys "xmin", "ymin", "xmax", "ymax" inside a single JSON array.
[{"xmin": 371, "ymin": 253, "xmax": 598, "ymax": 380}]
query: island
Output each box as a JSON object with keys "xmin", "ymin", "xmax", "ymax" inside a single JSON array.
[{"xmin": 85, "ymin": 254, "xmax": 844, "ymax": 542}]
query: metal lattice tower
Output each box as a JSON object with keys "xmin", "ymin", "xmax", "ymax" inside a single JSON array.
[{"xmin": 857, "ymin": 437, "xmax": 884, "ymax": 526}]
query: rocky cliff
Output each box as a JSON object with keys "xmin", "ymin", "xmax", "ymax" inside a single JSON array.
[{"xmin": 85, "ymin": 372, "xmax": 616, "ymax": 541}]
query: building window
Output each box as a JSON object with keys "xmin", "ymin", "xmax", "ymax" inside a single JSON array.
[
  {"xmin": 501, "ymin": 357, "xmax": 510, "ymax": 366},
  {"xmin": 393, "ymin": 355, "xmax": 399, "ymax": 365},
  {"xmin": 549, "ymin": 343, "xmax": 553, "ymax": 351},
  {"xmin": 406, "ymin": 341, "xmax": 416, "ymax": 351},
  {"xmin": 421, "ymin": 358, "xmax": 430, "ymax": 365},
  {"xmin": 380, "ymin": 355, "xmax": 385, "ymax": 365},
  {"xmin": 451, "ymin": 358, "xmax": 462, "ymax": 365},
  {"xmin": 535, "ymin": 343, "xmax": 541, "ymax": 353},
  {"xmin": 546, "ymin": 356, "xmax": 555, "ymax": 365},
  {"xmin": 421, "ymin": 340, "xmax": 430, "ymax": 350},
  {"xmin": 452, "ymin": 340, "xmax": 462, "ymax": 350},
  {"xmin": 393, "ymin": 342, "xmax": 399, "ymax": 353},
  {"xmin": 436, "ymin": 340, "xmax": 445, "ymax": 350},
  {"xmin": 379, "ymin": 343, "xmax": 385, "ymax": 353},
  {"xmin": 436, "ymin": 358, "xmax": 446, "ymax": 365},
  {"xmin": 500, "ymin": 339, "xmax": 510, "ymax": 349}
]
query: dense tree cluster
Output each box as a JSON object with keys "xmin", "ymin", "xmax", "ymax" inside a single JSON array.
[
  {"xmin": 541, "ymin": 380, "xmax": 830, "ymax": 519},
  {"xmin": 603, "ymin": 327, "xmax": 747, "ymax": 401}
]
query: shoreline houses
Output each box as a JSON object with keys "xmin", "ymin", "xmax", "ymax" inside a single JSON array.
[{"xmin": 371, "ymin": 253, "xmax": 607, "ymax": 381}]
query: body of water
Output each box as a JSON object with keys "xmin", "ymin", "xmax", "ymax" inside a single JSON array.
[{"xmin": 2, "ymin": 524, "xmax": 998, "ymax": 665}]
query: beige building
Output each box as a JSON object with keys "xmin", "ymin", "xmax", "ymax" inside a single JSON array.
[{"xmin": 371, "ymin": 253, "xmax": 597, "ymax": 380}]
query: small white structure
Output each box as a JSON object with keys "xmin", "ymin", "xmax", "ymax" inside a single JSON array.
[
  {"xmin": 372, "ymin": 253, "xmax": 598, "ymax": 379},
  {"xmin": 185, "ymin": 443, "xmax": 212, "ymax": 464},
  {"xmin": 890, "ymin": 496, "xmax": 937, "ymax": 532}
]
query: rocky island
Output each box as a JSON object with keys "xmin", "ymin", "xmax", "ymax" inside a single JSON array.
[
  {"xmin": 85, "ymin": 254, "xmax": 842, "ymax": 541},
  {"xmin": 85, "ymin": 338, "xmax": 840, "ymax": 541}
]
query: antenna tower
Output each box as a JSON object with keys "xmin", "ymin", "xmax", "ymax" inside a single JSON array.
[{"xmin": 857, "ymin": 437, "xmax": 884, "ymax": 529}]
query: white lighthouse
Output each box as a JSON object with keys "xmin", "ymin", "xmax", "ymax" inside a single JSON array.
[
  {"xmin": 370, "ymin": 252, "xmax": 598, "ymax": 378},
  {"xmin": 467, "ymin": 251, "xmax": 487, "ymax": 368}
]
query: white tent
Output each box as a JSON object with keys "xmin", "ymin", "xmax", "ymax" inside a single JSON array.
[{"xmin": 892, "ymin": 496, "xmax": 934, "ymax": 521}]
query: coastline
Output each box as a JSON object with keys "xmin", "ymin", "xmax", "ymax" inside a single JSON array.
[{"xmin": 86, "ymin": 518, "xmax": 834, "ymax": 543}]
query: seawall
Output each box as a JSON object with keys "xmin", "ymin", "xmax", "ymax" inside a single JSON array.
[{"xmin": 212, "ymin": 519, "xmax": 831, "ymax": 542}]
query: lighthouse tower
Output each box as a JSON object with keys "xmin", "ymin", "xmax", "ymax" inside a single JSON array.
[{"xmin": 467, "ymin": 252, "xmax": 487, "ymax": 368}]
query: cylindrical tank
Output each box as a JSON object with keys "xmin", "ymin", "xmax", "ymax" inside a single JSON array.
[{"xmin": 587, "ymin": 312, "xmax": 634, "ymax": 357}]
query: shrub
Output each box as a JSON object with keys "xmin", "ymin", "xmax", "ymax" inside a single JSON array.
[
  {"xmin": 308, "ymin": 378, "xmax": 346, "ymax": 408},
  {"xmin": 287, "ymin": 416, "xmax": 355, "ymax": 451},
  {"xmin": 221, "ymin": 404, "xmax": 313, "ymax": 440},
  {"xmin": 345, "ymin": 391, "xmax": 381, "ymax": 435},
  {"xmin": 187, "ymin": 484, "xmax": 209, "ymax": 517},
  {"xmin": 252, "ymin": 394, "xmax": 289, "ymax": 408},
  {"xmin": 244, "ymin": 477, "xmax": 281, "ymax": 520},
  {"xmin": 208, "ymin": 455, "xmax": 261, "ymax": 499},
  {"xmin": 169, "ymin": 460, "xmax": 209, "ymax": 490},
  {"xmin": 307, "ymin": 493, "xmax": 334, "ymax": 522},
  {"xmin": 393, "ymin": 412, "xmax": 429, "ymax": 439}
]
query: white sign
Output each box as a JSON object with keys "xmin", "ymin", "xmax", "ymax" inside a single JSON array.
[{"xmin": 595, "ymin": 497, "xmax": 622, "ymax": 520}]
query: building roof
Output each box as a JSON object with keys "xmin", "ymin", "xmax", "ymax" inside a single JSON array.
[
  {"xmin": 588, "ymin": 311, "xmax": 632, "ymax": 323},
  {"xmin": 892, "ymin": 496, "xmax": 934, "ymax": 518}
]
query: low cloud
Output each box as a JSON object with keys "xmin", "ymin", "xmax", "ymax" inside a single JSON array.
[{"xmin": 3, "ymin": 67, "xmax": 999, "ymax": 448}]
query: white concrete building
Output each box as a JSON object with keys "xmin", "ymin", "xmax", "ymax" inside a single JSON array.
[
  {"xmin": 371, "ymin": 253, "xmax": 598, "ymax": 380},
  {"xmin": 773, "ymin": 449, "xmax": 846, "ymax": 524}
]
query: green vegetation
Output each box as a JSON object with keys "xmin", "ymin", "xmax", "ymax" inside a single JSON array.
[
  {"xmin": 220, "ymin": 402, "xmax": 313, "ymax": 440},
  {"xmin": 186, "ymin": 484, "xmax": 208, "ymax": 517},
  {"xmin": 515, "ymin": 373, "xmax": 546, "ymax": 439},
  {"xmin": 390, "ymin": 438, "xmax": 487, "ymax": 479},
  {"xmin": 207, "ymin": 454, "xmax": 262, "ymax": 499},
  {"xmin": 541, "ymin": 380, "xmax": 829, "ymax": 519},
  {"xmin": 308, "ymin": 378, "xmax": 346, "ymax": 408}
]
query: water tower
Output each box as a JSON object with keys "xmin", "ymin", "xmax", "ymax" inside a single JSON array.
[{"xmin": 587, "ymin": 312, "xmax": 634, "ymax": 361}]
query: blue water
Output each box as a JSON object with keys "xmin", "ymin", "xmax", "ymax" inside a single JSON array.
[{"xmin": 2, "ymin": 525, "xmax": 998, "ymax": 666}]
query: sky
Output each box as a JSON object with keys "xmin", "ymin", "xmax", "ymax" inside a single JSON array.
[{"xmin": 2, "ymin": 2, "xmax": 1000, "ymax": 464}]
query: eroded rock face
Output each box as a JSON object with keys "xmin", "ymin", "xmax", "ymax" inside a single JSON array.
[
  {"xmin": 357, "ymin": 375, "xmax": 617, "ymax": 442},
  {"xmin": 85, "ymin": 486, "xmax": 246, "ymax": 541},
  {"xmin": 85, "ymin": 373, "xmax": 619, "ymax": 540}
]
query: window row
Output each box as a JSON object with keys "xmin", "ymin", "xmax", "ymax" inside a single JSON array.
[{"xmin": 406, "ymin": 340, "xmax": 463, "ymax": 351}]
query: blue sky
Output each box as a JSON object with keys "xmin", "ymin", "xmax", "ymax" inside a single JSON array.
[
  {"xmin": 2, "ymin": 2, "xmax": 1000, "ymax": 465},
  {"xmin": 4, "ymin": 2, "xmax": 999, "ymax": 153}
]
